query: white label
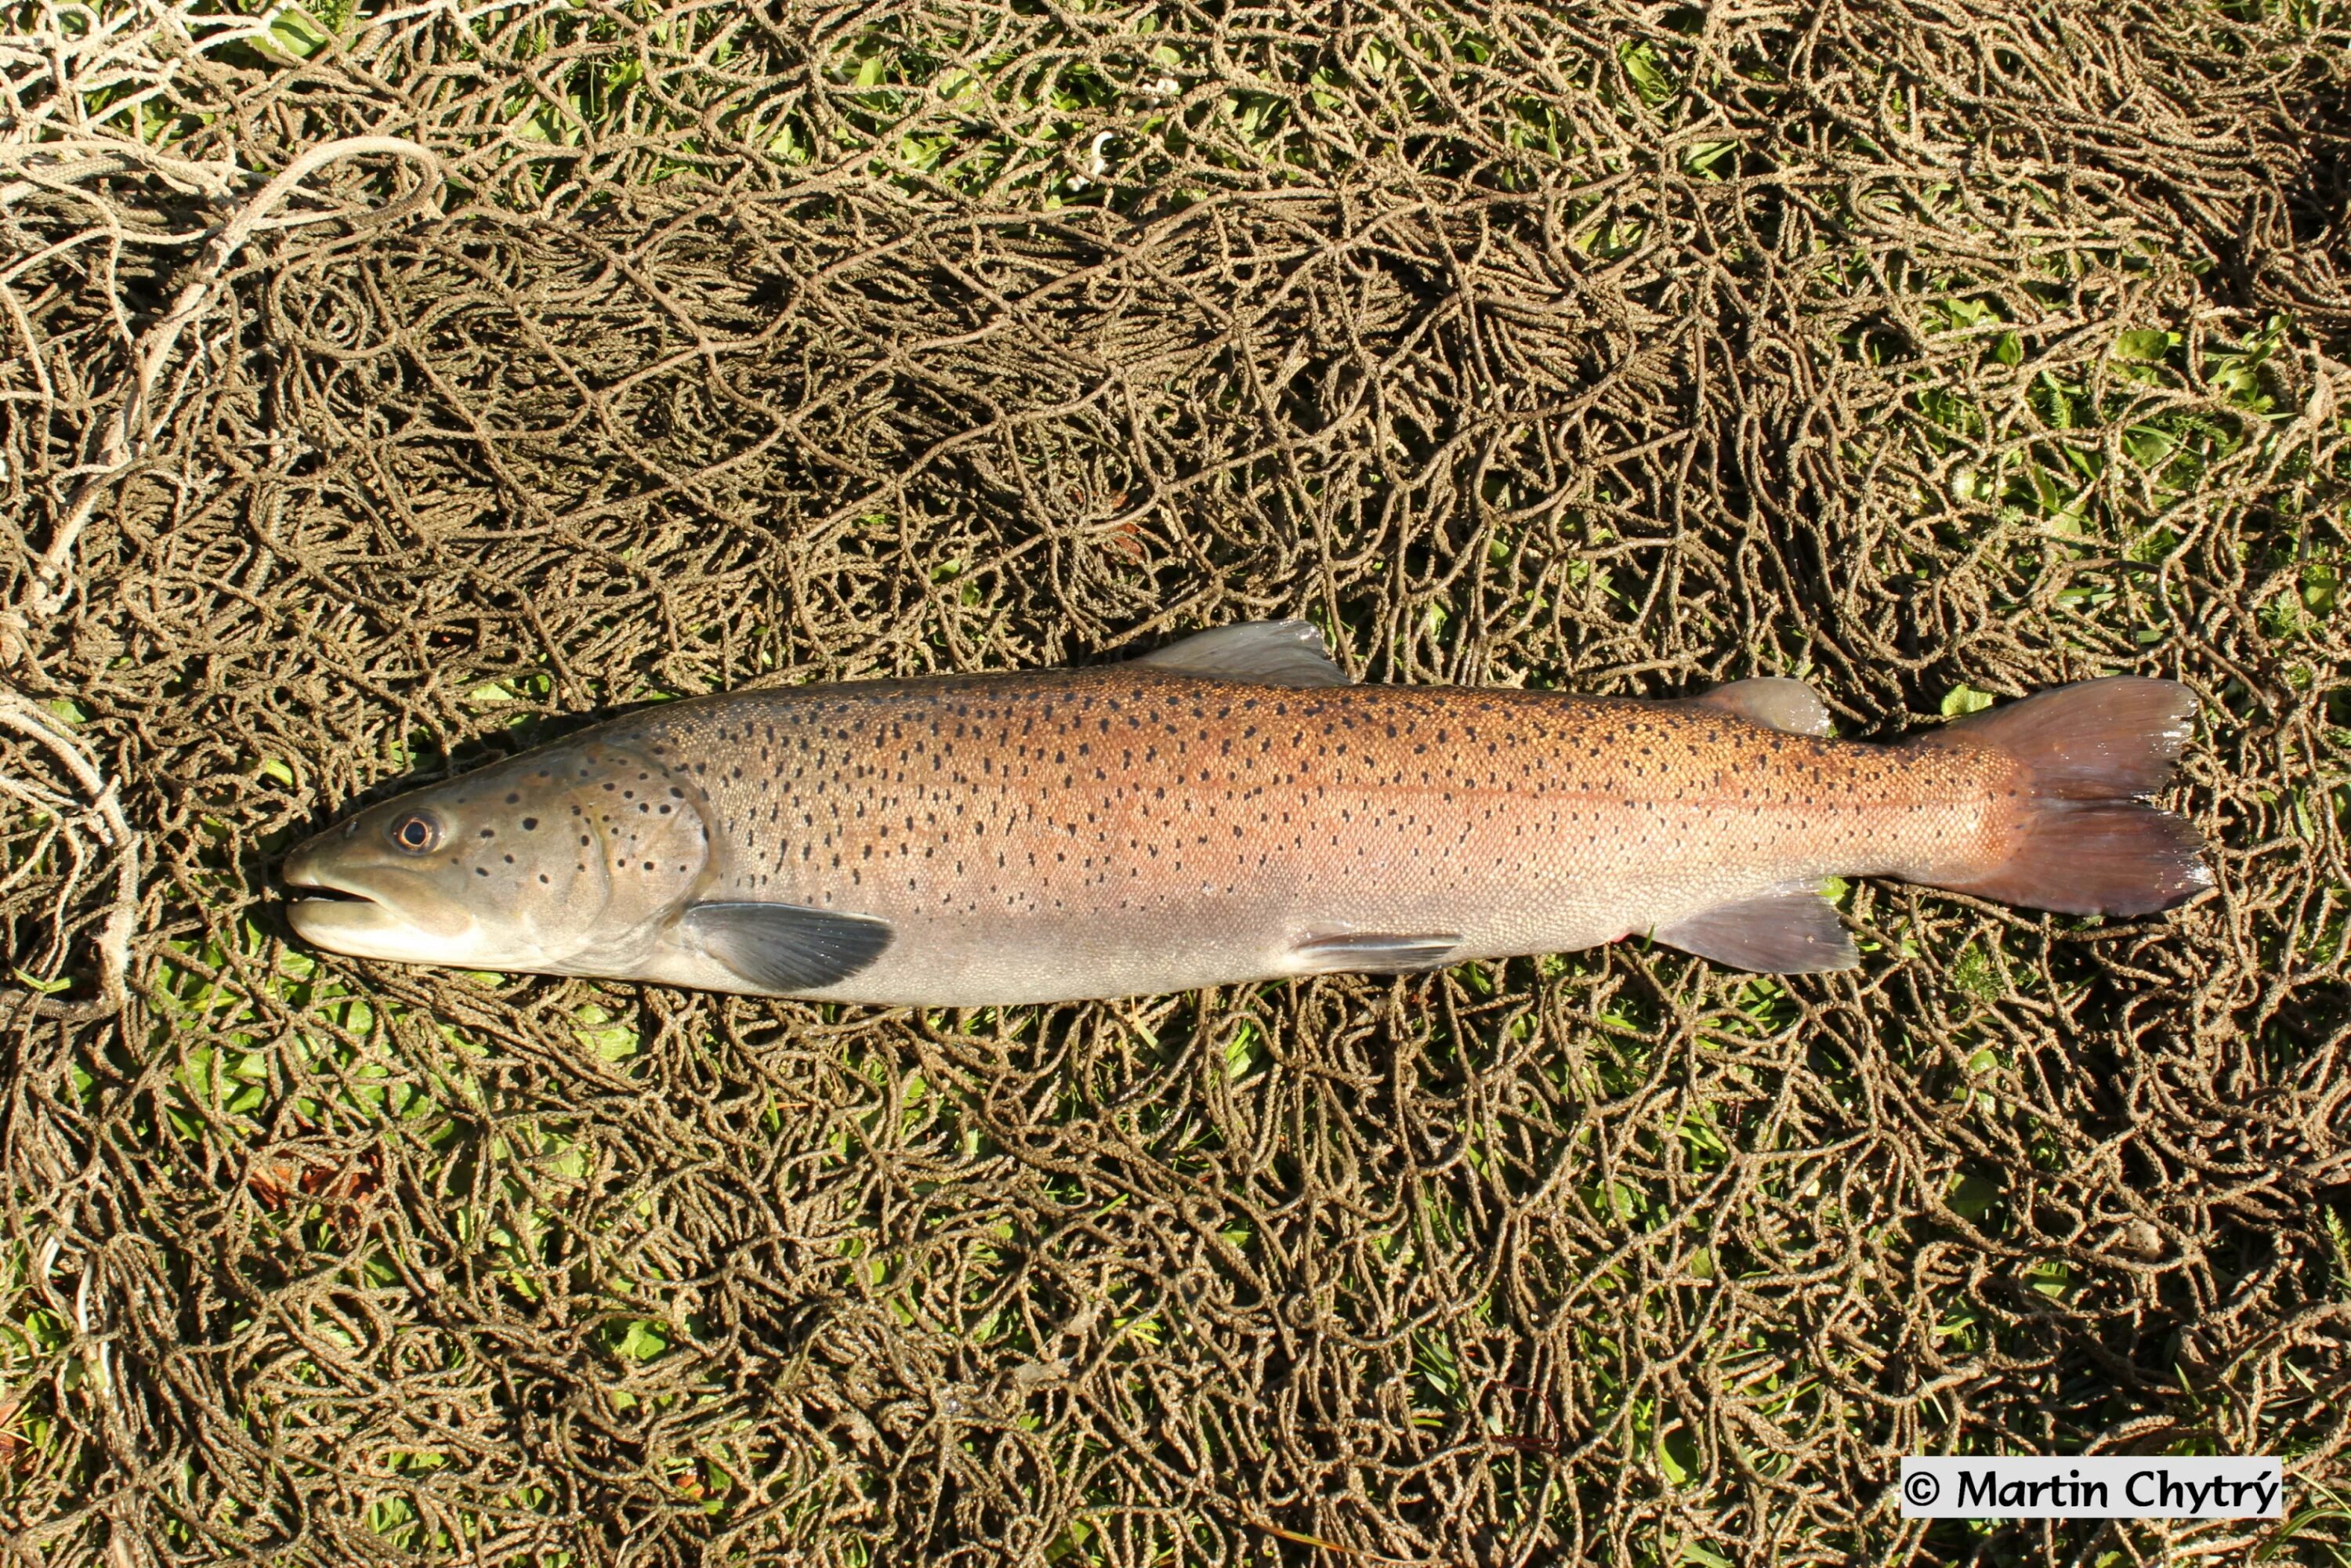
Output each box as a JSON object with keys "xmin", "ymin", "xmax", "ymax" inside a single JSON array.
[{"xmin": 1899, "ymin": 1457, "xmax": 2285, "ymax": 1519}]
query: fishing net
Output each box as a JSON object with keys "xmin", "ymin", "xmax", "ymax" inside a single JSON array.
[{"xmin": 2, "ymin": 0, "xmax": 2348, "ymax": 1562}]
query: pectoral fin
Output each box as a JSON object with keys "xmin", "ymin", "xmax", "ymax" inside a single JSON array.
[
  {"xmin": 1135, "ymin": 620, "xmax": 1351, "ymax": 688},
  {"xmin": 1650, "ymin": 889, "xmax": 1857, "ymax": 973},
  {"xmin": 1689, "ymin": 676, "xmax": 1832, "ymax": 737},
  {"xmin": 680, "ymin": 901, "xmax": 894, "ymax": 993},
  {"xmin": 1291, "ymin": 930, "xmax": 1462, "ymax": 973}
]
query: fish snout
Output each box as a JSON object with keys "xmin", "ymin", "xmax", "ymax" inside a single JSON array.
[
  {"xmin": 280, "ymin": 831, "xmax": 375, "ymax": 903},
  {"xmin": 282, "ymin": 859, "xmax": 477, "ymax": 958},
  {"xmin": 280, "ymin": 824, "xmax": 476, "ymax": 955},
  {"xmin": 280, "ymin": 835, "xmax": 325, "ymax": 891}
]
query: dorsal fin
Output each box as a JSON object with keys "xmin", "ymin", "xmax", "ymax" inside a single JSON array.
[
  {"xmin": 1132, "ymin": 620, "xmax": 1351, "ymax": 689},
  {"xmin": 1689, "ymin": 676, "xmax": 1832, "ymax": 737}
]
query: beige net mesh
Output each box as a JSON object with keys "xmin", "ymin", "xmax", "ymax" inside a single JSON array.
[{"xmin": 2, "ymin": 0, "xmax": 2348, "ymax": 1562}]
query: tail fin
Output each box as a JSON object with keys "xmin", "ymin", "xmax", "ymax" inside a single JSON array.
[{"xmin": 1918, "ymin": 678, "xmax": 2211, "ymax": 918}]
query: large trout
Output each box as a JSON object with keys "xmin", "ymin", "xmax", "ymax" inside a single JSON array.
[{"xmin": 283, "ymin": 621, "xmax": 2208, "ymax": 1005}]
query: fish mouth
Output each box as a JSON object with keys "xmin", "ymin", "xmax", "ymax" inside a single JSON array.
[
  {"xmin": 288, "ymin": 881, "xmax": 373, "ymax": 905},
  {"xmin": 281, "ymin": 844, "xmax": 379, "ymax": 907},
  {"xmin": 281, "ymin": 846, "xmax": 473, "ymax": 956}
]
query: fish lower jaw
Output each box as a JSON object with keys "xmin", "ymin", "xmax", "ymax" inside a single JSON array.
[{"xmin": 285, "ymin": 897, "xmax": 493, "ymax": 966}]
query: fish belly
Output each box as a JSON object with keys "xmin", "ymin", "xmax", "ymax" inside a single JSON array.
[{"xmin": 825, "ymin": 862, "xmax": 1654, "ymax": 1006}]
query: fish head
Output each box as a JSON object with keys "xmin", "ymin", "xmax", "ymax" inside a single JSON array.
[{"xmin": 282, "ymin": 740, "xmax": 711, "ymax": 973}]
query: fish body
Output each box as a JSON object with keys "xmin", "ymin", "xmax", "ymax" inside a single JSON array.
[{"xmin": 283, "ymin": 623, "xmax": 2208, "ymax": 1004}]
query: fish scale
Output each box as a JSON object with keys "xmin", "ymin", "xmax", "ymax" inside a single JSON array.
[{"xmin": 281, "ymin": 621, "xmax": 2210, "ymax": 1004}]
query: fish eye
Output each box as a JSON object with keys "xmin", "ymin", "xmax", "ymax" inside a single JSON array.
[{"xmin": 387, "ymin": 811, "xmax": 446, "ymax": 854}]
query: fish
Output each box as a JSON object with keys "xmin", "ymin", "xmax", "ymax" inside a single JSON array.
[{"xmin": 281, "ymin": 621, "xmax": 2210, "ymax": 1006}]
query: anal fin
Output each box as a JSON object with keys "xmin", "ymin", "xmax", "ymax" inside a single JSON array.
[
  {"xmin": 1291, "ymin": 931, "xmax": 1462, "ymax": 974},
  {"xmin": 681, "ymin": 901, "xmax": 894, "ymax": 994},
  {"xmin": 1650, "ymin": 889, "xmax": 1857, "ymax": 973}
]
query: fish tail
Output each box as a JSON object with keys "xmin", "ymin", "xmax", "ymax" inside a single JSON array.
[{"xmin": 1914, "ymin": 678, "xmax": 2211, "ymax": 917}]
